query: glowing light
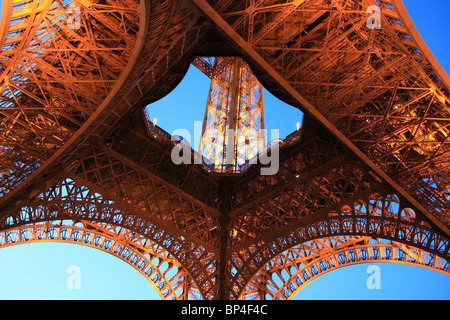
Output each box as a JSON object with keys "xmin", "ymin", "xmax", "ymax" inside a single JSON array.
[{"xmin": 437, "ymin": 95, "xmax": 446, "ymax": 104}]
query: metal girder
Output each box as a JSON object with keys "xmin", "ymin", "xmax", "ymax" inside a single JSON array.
[
  {"xmin": 193, "ymin": 0, "xmax": 449, "ymax": 222},
  {"xmin": 189, "ymin": 0, "xmax": 450, "ymax": 238},
  {"xmin": 0, "ymin": 0, "xmax": 208, "ymax": 211},
  {"xmin": 241, "ymin": 237, "xmax": 449, "ymax": 300},
  {"xmin": 228, "ymin": 188, "xmax": 450, "ymax": 299},
  {"xmin": 198, "ymin": 57, "xmax": 265, "ymax": 172},
  {"xmin": 0, "ymin": 220, "xmax": 192, "ymax": 300},
  {"xmin": 1, "ymin": 0, "xmax": 449, "ymax": 301},
  {"xmin": 70, "ymin": 144, "xmax": 221, "ymax": 250},
  {"xmin": 0, "ymin": 176, "xmax": 218, "ymax": 299},
  {"xmin": 137, "ymin": 109, "xmax": 449, "ymax": 299}
]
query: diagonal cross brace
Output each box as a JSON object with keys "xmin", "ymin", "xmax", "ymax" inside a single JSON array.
[{"xmin": 189, "ymin": 0, "xmax": 450, "ymax": 237}]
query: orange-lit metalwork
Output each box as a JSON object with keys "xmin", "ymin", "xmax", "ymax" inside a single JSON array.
[
  {"xmin": 196, "ymin": 57, "xmax": 265, "ymax": 172},
  {"xmin": 0, "ymin": 0, "xmax": 449, "ymax": 300}
]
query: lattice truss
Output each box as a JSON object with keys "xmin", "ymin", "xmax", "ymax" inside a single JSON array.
[
  {"xmin": 0, "ymin": 0, "xmax": 449, "ymax": 300},
  {"xmin": 0, "ymin": 0, "xmax": 140, "ymax": 196},
  {"xmin": 196, "ymin": 57, "xmax": 265, "ymax": 171},
  {"xmin": 205, "ymin": 0, "xmax": 450, "ymax": 224}
]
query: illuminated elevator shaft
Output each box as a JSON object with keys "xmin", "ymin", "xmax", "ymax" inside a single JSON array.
[{"xmin": 197, "ymin": 57, "xmax": 265, "ymax": 172}]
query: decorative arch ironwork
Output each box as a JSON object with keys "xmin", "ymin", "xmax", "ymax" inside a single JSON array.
[
  {"xmin": 239, "ymin": 236, "xmax": 449, "ymax": 300},
  {"xmin": 1, "ymin": 0, "xmax": 449, "ymax": 301},
  {"xmin": 228, "ymin": 191, "xmax": 450, "ymax": 299},
  {"xmin": 0, "ymin": 220, "xmax": 204, "ymax": 300},
  {"xmin": 0, "ymin": 177, "xmax": 217, "ymax": 300}
]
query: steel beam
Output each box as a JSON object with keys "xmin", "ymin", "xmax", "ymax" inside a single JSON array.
[{"xmin": 189, "ymin": 0, "xmax": 450, "ymax": 237}]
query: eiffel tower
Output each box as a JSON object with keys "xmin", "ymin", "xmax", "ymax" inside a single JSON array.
[{"xmin": 0, "ymin": 0, "xmax": 449, "ymax": 300}]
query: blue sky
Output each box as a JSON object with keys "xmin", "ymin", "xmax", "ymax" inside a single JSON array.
[{"xmin": 0, "ymin": 1, "xmax": 449, "ymax": 300}]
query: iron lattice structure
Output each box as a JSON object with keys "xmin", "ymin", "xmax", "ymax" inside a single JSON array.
[
  {"xmin": 0, "ymin": 0, "xmax": 449, "ymax": 300},
  {"xmin": 197, "ymin": 57, "xmax": 265, "ymax": 172}
]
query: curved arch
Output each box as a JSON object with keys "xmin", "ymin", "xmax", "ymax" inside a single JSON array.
[
  {"xmin": 239, "ymin": 236, "xmax": 450, "ymax": 300},
  {"xmin": 0, "ymin": 0, "xmax": 143, "ymax": 198},
  {"xmin": 0, "ymin": 220, "xmax": 204, "ymax": 300},
  {"xmin": 228, "ymin": 192, "xmax": 450, "ymax": 299},
  {"xmin": 0, "ymin": 0, "xmax": 207, "ymax": 216},
  {"xmin": 2, "ymin": 208, "xmax": 217, "ymax": 300},
  {"xmin": 1, "ymin": 0, "xmax": 448, "ymax": 301},
  {"xmin": 0, "ymin": 178, "xmax": 218, "ymax": 299}
]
